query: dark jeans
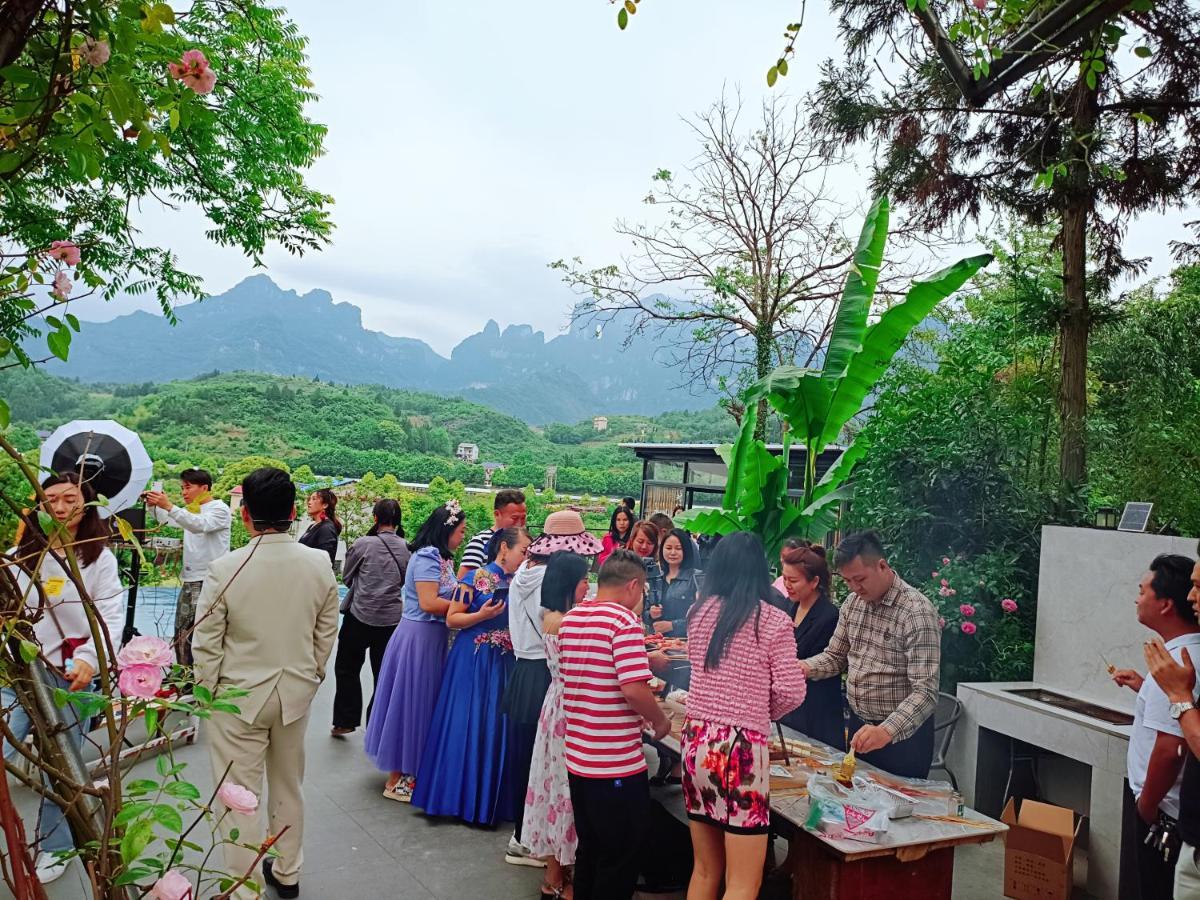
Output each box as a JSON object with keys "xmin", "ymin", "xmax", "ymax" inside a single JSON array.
[
  {"xmin": 847, "ymin": 709, "xmax": 935, "ymax": 779},
  {"xmin": 568, "ymin": 771, "xmax": 650, "ymax": 900},
  {"xmin": 1123, "ymin": 787, "xmax": 1179, "ymax": 899},
  {"xmin": 509, "ymin": 720, "xmax": 537, "ymax": 842},
  {"xmin": 332, "ymin": 611, "xmax": 396, "ymax": 729}
]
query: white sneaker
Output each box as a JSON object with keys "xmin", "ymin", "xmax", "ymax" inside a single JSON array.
[
  {"xmin": 504, "ymin": 834, "xmax": 546, "ymax": 868},
  {"xmin": 35, "ymin": 851, "xmax": 70, "ymax": 884}
]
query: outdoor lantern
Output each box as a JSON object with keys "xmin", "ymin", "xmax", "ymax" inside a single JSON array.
[{"xmin": 1094, "ymin": 506, "xmax": 1118, "ymax": 529}]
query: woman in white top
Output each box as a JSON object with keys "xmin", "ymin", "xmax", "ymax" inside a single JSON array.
[{"xmin": 5, "ymin": 471, "xmax": 126, "ymax": 884}]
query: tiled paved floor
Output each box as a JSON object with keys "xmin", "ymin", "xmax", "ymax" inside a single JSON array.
[{"xmin": 7, "ymin": 665, "xmax": 1087, "ymax": 899}]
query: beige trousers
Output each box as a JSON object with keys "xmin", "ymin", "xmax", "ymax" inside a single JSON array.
[
  {"xmin": 207, "ymin": 690, "xmax": 310, "ymax": 897},
  {"xmin": 1179, "ymin": 842, "xmax": 1200, "ymax": 898}
]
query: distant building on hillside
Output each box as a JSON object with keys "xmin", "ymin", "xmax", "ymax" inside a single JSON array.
[
  {"xmin": 456, "ymin": 442, "xmax": 480, "ymax": 463},
  {"xmin": 229, "ymin": 485, "xmax": 243, "ymax": 513},
  {"xmin": 482, "ymin": 462, "xmax": 505, "ymax": 487},
  {"xmin": 592, "ymin": 416, "xmax": 609, "ymax": 432}
]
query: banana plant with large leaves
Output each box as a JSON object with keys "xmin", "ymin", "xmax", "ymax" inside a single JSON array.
[{"xmin": 680, "ymin": 196, "xmax": 992, "ymax": 554}]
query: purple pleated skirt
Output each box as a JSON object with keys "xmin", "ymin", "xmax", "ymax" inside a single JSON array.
[{"xmin": 364, "ymin": 617, "xmax": 448, "ymax": 775}]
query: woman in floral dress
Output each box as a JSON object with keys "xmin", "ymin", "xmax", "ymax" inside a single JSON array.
[{"xmin": 523, "ymin": 551, "xmax": 591, "ymax": 900}]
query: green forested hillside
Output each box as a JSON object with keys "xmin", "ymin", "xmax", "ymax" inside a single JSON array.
[{"xmin": 1, "ymin": 369, "xmax": 657, "ymax": 495}]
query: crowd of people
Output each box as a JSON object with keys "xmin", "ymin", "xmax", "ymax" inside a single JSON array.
[{"xmin": 10, "ymin": 464, "xmax": 1200, "ymax": 899}]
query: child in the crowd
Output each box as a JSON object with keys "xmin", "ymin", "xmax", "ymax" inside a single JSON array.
[
  {"xmin": 364, "ymin": 502, "xmax": 467, "ymax": 803},
  {"xmin": 523, "ymin": 551, "xmax": 590, "ymax": 899},
  {"xmin": 414, "ymin": 527, "xmax": 531, "ymax": 824},
  {"xmin": 681, "ymin": 531, "xmax": 807, "ymax": 900},
  {"xmin": 559, "ymin": 550, "xmax": 671, "ymax": 900}
]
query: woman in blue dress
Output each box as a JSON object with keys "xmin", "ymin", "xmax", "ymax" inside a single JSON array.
[{"xmin": 414, "ymin": 527, "xmax": 531, "ymax": 824}]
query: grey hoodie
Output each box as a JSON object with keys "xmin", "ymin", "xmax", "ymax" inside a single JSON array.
[{"xmin": 509, "ymin": 560, "xmax": 548, "ymax": 660}]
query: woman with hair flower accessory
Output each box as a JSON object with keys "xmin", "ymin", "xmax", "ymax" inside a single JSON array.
[
  {"xmin": 415, "ymin": 526, "xmax": 532, "ymax": 824},
  {"xmin": 365, "ymin": 502, "xmax": 467, "ymax": 803}
]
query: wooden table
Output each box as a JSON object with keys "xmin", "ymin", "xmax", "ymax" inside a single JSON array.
[{"xmin": 655, "ymin": 701, "xmax": 1006, "ymax": 900}]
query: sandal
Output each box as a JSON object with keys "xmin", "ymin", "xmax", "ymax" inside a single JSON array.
[{"xmin": 382, "ymin": 776, "xmax": 414, "ymax": 803}]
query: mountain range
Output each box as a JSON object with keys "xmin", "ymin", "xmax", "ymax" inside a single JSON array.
[{"xmin": 47, "ymin": 275, "xmax": 719, "ymax": 424}]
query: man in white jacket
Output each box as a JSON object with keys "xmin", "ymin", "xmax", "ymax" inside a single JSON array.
[{"xmin": 143, "ymin": 468, "xmax": 231, "ymax": 665}]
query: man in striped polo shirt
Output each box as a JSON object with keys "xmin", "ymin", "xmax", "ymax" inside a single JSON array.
[{"xmin": 560, "ymin": 549, "xmax": 671, "ymax": 900}]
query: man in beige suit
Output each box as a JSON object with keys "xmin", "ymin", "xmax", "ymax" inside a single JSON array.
[{"xmin": 193, "ymin": 467, "xmax": 339, "ymax": 898}]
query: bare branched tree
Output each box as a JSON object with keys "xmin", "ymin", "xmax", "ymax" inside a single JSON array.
[{"xmin": 553, "ymin": 94, "xmax": 877, "ymax": 436}]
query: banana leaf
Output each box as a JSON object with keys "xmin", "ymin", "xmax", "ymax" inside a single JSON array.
[
  {"xmin": 806, "ymin": 438, "xmax": 870, "ymax": 508},
  {"xmin": 818, "ymin": 253, "xmax": 993, "ymax": 449},
  {"xmin": 744, "ymin": 366, "xmax": 832, "ymax": 446},
  {"xmin": 821, "ymin": 195, "xmax": 890, "ymax": 383}
]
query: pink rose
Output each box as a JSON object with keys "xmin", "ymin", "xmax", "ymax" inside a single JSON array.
[
  {"xmin": 931, "ymin": 571, "xmax": 939, "ymax": 579},
  {"xmin": 972, "ymin": 0, "xmax": 986, "ymax": 9},
  {"xmin": 961, "ymin": 621, "xmax": 977, "ymax": 635},
  {"xmin": 1001, "ymin": 598, "xmax": 1019, "ymax": 613},
  {"xmin": 51, "ymin": 270, "xmax": 72, "ymax": 301},
  {"xmin": 217, "ymin": 782, "xmax": 258, "ymax": 815},
  {"xmin": 938, "ymin": 586, "xmax": 952, "ymax": 597},
  {"xmin": 80, "ymin": 38, "xmax": 110, "ymax": 67},
  {"xmin": 942, "ymin": 556, "xmax": 951, "ymax": 565},
  {"xmin": 48, "ymin": 240, "xmax": 81, "ymax": 266},
  {"xmin": 149, "ymin": 869, "xmax": 193, "ymax": 900},
  {"xmin": 940, "ymin": 578, "xmax": 949, "ymax": 587},
  {"xmin": 959, "ymin": 603, "xmax": 975, "ymax": 617},
  {"xmin": 948, "ymin": 588, "xmax": 956, "ymax": 596},
  {"xmin": 938, "ymin": 616, "xmax": 946, "ymax": 629},
  {"xmin": 118, "ymin": 664, "xmax": 163, "ymax": 699},
  {"xmin": 117, "ymin": 635, "xmax": 173, "ymax": 669},
  {"xmin": 186, "ymin": 67, "xmax": 217, "ymax": 94}
]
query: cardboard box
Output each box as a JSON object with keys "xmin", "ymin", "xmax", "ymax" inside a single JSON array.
[{"xmin": 1001, "ymin": 798, "xmax": 1082, "ymax": 900}]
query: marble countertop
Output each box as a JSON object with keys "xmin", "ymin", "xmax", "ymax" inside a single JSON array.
[{"xmin": 959, "ymin": 680, "xmax": 1132, "ymax": 741}]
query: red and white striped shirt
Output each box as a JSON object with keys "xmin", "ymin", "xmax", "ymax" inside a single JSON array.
[{"xmin": 559, "ymin": 600, "xmax": 653, "ymax": 778}]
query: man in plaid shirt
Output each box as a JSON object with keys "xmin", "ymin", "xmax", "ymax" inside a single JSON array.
[{"xmin": 800, "ymin": 531, "xmax": 941, "ymax": 778}]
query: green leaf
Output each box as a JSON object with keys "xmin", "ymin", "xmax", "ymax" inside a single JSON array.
[
  {"xmin": 65, "ymin": 313, "xmax": 80, "ymax": 332},
  {"xmin": 777, "ymin": 59, "xmax": 789, "ymax": 77},
  {"xmin": 808, "ymin": 438, "xmax": 870, "ymax": 508},
  {"xmin": 1134, "ymin": 46, "xmax": 1152, "ymax": 58},
  {"xmin": 822, "ymin": 195, "xmax": 890, "ymax": 382},
  {"xmin": 151, "ymin": 804, "xmax": 183, "ymax": 833},
  {"xmin": 624, "ymin": 0, "xmax": 636, "ymax": 13},
  {"xmin": 0, "ymin": 337, "xmax": 12, "ymax": 356},
  {"xmin": 52, "ymin": 687, "xmax": 68, "ymax": 708},
  {"xmin": 163, "ymin": 781, "xmax": 201, "ymax": 801},
  {"xmin": 0, "ymin": 397, "xmax": 10, "ymax": 430},
  {"xmin": 18, "ymin": 640, "xmax": 37, "ymax": 663},
  {"xmin": 192, "ymin": 684, "xmax": 213, "ymax": 704},
  {"xmin": 114, "ymin": 801, "xmax": 153, "ymax": 826},
  {"xmin": 169, "ymin": 107, "xmax": 180, "ymax": 131},
  {"xmin": 145, "ymin": 706, "xmax": 158, "ymax": 736},
  {"xmin": 820, "ymin": 253, "xmax": 993, "ymax": 449},
  {"xmin": 46, "ymin": 328, "xmax": 71, "ymax": 361},
  {"xmin": 156, "ymin": 754, "xmax": 171, "ymax": 778},
  {"xmin": 766, "ymin": 66, "xmax": 779, "ymax": 87},
  {"xmin": 746, "ymin": 367, "xmax": 833, "ymax": 446},
  {"xmin": 114, "ymin": 868, "xmax": 155, "ymax": 886},
  {"xmin": 126, "ymin": 779, "xmax": 159, "ymax": 796},
  {"xmin": 617, "ymin": 7, "xmax": 628, "ymax": 29},
  {"xmin": 0, "ymin": 153, "xmax": 23, "ymax": 174},
  {"xmin": 120, "ymin": 819, "xmax": 154, "ymax": 865},
  {"xmin": 1086, "ymin": 69, "xmax": 1098, "ymax": 90}
]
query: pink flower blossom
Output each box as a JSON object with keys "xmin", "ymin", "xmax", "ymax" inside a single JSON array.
[
  {"xmin": 942, "ymin": 556, "xmax": 951, "ymax": 566},
  {"xmin": 940, "ymin": 578, "xmax": 949, "ymax": 587},
  {"xmin": 149, "ymin": 869, "xmax": 192, "ymax": 900},
  {"xmin": 51, "ymin": 270, "xmax": 72, "ymax": 301},
  {"xmin": 938, "ymin": 585, "xmax": 952, "ymax": 597},
  {"xmin": 48, "ymin": 240, "xmax": 81, "ymax": 266},
  {"xmin": 959, "ymin": 603, "xmax": 976, "ymax": 617},
  {"xmin": 1001, "ymin": 598, "xmax": 1019, "ymax": 613},
  {"xmin": 117, "ymin": 635, "xmax": 173, "ymax": 669},
  {"xmin": 169, "ymin": 49, "xmax": 217, "ymax": 94},
  {"xmin": 961, "ymin": 621, "xmax": 977, "ymax": 635},
  {"xmin": 80, "ymin": 38, "xmax": 110, "ymax": 67},
  {"xmin": 931, "ymin": 571, "xmax": 939, "ymax": 579},
  {"xmin": 938, "ymin": 616, "xmax": 946, "ymax": 629},
  {"xmin": 118, "ymin": 665, "xmax": 163, "ymax": 699},
  {"xmin": 972, "ymin": 0, "xmax": 987, "ymax": 10},
  {"xmin": 217, "ymin": 783, "xmax": 259, "ymax": 815},
  {"xmin": 948, "ymin": 588, "xmax": 957, "ymax": 596}
]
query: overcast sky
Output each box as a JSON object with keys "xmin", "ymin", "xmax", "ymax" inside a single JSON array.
[{"xmin": 70, "ymin": 1, "xmax": 1192, "ymax": 355}]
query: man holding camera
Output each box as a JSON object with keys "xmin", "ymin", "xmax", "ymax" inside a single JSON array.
[{"xmin": 143, "ymin": 468, "xmax": 232, "ymax": 666}]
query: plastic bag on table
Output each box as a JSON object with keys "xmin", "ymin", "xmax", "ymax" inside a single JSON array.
[
  {"xmin": 804, "ymin": 774, "xmax": 891, "ymax": 843},
  {"xmin": 859, "ymin": 769, "xmax": 961, "ymax": 815}
]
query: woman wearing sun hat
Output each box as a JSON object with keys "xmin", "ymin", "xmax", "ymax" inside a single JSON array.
[{"xmin": 501, "ymin": 509, "xmax": 604, "ymax": 867}]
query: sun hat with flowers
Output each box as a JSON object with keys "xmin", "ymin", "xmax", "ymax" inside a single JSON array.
[{"xmin": 528, "ymin": 508, "xmax": 604, "ymax": 557}]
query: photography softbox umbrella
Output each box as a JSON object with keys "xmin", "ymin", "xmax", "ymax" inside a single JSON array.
[{"xmin": 39, "ymin": 420, "xmax": 153, "ymax": 518}]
